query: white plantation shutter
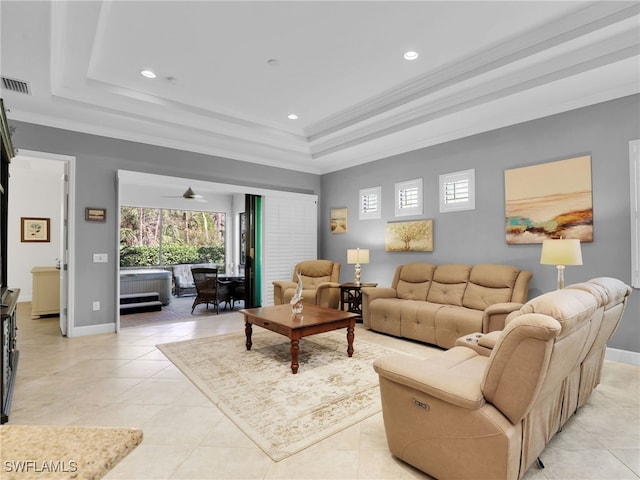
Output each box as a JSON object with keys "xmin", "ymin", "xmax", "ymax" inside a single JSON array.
[
  {"xmin": 395, "ymin": 178, "xmax": 423, "ymax": 217},
  {"xmin": 440, "ymin": 169, "xmax": 475, "ymax": 213},
  {"xmin": 445, "ymin": 178, "xmax": 469, "ymax": 204},
  {"xmin": 360, "ymin": 186, "xmax": 381, "ymax": 219},
  {"xmin": 399, "ymin": 187, "xmax": 418, "ymax": 209},
  {"xmin": 263, "ymin": 194, "xmax": 318, "ymax": 305}
]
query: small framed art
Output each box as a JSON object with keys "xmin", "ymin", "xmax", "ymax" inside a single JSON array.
[
  {"xmin": 330, "ymin": 207, "xmax": 348, "ymax": 234},
  {"xmin": 86, "ymin": 207, "xmax": 107, "ymax": 222},
  {"xmin": 21, "ymin": 217, "xmax": 50, "ymax": 242}
]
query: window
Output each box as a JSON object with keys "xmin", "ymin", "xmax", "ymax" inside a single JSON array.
[
  {"xmin": 439, "ymin": 169, "xmax": 475, "ymax": 213},
  {"xmin": 120, "ymin": 206, "xmax": 226, "ymax": 267},
  {"xmin": 239, "ymin": 212, "xmax": 246, "ymax": 266},
  {"xmin": 395, "ymin": 178, "xmax": 423, "ymax": 217},
  {"xmin": 359, "ymin": 186, "xmax": 381, "ymax": 220}
]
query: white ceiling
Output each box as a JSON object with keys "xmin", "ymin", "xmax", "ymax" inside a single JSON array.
[{"xmin": 1, "ymin": 1, "xmax": 639, "ymax": 175}]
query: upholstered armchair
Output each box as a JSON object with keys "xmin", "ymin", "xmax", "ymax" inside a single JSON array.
[{"xmin": 273, "ymin": 260, "xmax": 341, "ymax": 309}]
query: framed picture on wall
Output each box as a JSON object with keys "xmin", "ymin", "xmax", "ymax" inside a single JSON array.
[
  {"xmin": 330, "ymin": 207, "xmax": 348, "ymax": 234},
  {"xmin": 505, "ymin": 155, "xmax": 593, "ymax": 244},
  {"xmin": 85, "ymin": 207, "xmax": 107, "ymax": 222},
  {"xmin": 385, "ymin": 219, "xmax": 433, "ymax": 252},
  {"xmin": 20, "ymin": 217, "xmax": 50, "ymax": 242}
]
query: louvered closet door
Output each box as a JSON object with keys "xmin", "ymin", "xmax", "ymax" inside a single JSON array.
[{"xmin": 262, "ymin": 194, "xmax": 318, "ymax": 306}]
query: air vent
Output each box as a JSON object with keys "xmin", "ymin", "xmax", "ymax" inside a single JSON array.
[{"xmin": 1, "ymin": 76, "xmax": 31, "ymax": 95}]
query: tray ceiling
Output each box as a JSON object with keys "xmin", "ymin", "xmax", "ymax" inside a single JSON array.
[{"xmin": 1, "ymin": 1, "xmax": 638, "ymax": 174}]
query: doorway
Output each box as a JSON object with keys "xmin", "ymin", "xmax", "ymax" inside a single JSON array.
[
  {"xmin": 8, "ymin": 149, "xmax": 76, "ymax": 336},
  {"xmin": 117, "ymin": 170, "xmax": 318, "ymax": 330}
]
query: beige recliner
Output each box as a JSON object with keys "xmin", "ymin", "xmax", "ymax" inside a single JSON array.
[
  {"xmin": 272, "ymin": 260, "xmax": 341, "ymax": 309},
  {"xmin": 373, "ymin": 277, "xmax": 631, "ymax": 480}
]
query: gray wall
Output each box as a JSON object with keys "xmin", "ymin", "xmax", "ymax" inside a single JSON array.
[
  {"xmin": 8, "ymin": 95, "xmax": 639, "ymax": 353},
  {"xmin": 320, "ymin": 95, "xmax": 640, "ymax": 353},
  {"xmin": 9, "ymin": 122, "xmax": 321, "ymax": 329}
]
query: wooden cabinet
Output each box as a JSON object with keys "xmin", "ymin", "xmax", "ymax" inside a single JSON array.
[
  {"xmin": 1, "ymin": 99, "xmax": 17, "ymax": 423},
  {"xmin": 31, "ymin": 267, "xmax": 60, "ymax": 318},
  {"xmin": 2, "ymin": 288, "xmax": 19, "ymax": 424}
]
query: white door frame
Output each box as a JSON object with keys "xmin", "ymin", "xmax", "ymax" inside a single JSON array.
[
  {"xmin": 14, "ymin": 149, "xmax": 76, "ymax": 336},
  {"xmin": 630, "ymin": 139, "xmax": 640, "ymax": 288},
  {"xmin": 117, "ymin": 170, "xmax": 319, "ymax": 324}
]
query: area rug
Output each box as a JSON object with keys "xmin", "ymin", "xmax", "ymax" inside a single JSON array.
[
  {"xmin": 0, "ymin": 425, "xmax": 143, "ymax": 479},
  {"xmin": 157, "ymin": 329, "xmax": 411, "ymax": 461}
]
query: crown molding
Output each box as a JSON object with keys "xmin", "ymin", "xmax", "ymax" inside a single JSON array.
[
  {"xmin": 8, "ymin": 107, "xmax": 321, "ymax": 174},
  {"xmin": 306, "ymin": 1, "xmax": 640, "ymax": 142},
  {"xmin": 7, "ymin": 0, "xmax": 638, "ymax": 176},
  {"xmin": 316, "ymin": 81, "xmax": 640, "ymax": 175},
  {"xmin": 310, "ymin": 30, "xmax": 640, "ymax": 159}
]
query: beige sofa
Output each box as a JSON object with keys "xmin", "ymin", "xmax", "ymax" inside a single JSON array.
[
  {"xmin": 272, "ymin": 260, "xmax": 341, "ymax": 309},
  {"xmin": 373, "ymin": 277, "xmax": 631, "ymax": 480},
  {"xmin": 362, "ymin": 263, "xmax": 533, "ymax": 349}
]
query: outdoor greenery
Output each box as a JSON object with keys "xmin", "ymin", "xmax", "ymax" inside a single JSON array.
[{"xmin": 120, "ymin": 206, "xmax": 226, "ymax": 267}]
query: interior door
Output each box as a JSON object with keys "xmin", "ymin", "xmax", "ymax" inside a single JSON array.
[{"xmin": 59, "ymin": 163, "xmax": 69, "ymax": 335}]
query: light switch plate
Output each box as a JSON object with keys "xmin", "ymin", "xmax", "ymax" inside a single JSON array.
[{"xmin": 93, "ymin": 253, "xmax": 108, "ymax": 263}]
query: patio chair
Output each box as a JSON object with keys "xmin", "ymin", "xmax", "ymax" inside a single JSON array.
[{"xmin": 191, "ymin": 267, "xmax": 231, "ymax": 314}]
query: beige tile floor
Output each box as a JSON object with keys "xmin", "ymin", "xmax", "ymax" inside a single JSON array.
[{"xmin": 9, "ymin": 301, "xmax": 640, "ymax": 480}]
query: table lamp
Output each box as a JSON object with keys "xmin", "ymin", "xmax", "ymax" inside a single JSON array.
[
  {"xmin": 540, "ymin": 238, "xmax": 583, "ymax": 289},
  {"xmin": 347, "ymin": 248, "xmax": 369, "ymax": 286}
]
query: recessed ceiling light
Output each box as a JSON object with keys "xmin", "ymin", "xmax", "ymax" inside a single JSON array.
[
  {"xmin": 287, "ymin": 114, "xmax": 298, "ymax": 120},
  {"xmin": 140, "ymin": 70, "xmax": 157, "ymax": 78},
  {"xmin": 403, "ymin": 51, "xmax": 419, "ymax": 61}
]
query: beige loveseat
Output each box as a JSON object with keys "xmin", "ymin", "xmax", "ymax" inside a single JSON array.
[
  {"xmin": 373, "ymin": 277, "xmax": 631, "ymax": 480},
  {"xmin": 362, "ymin": 263, "xmax": 533, "ymax": 349},
  {"xmin": 272, "ymin": 260, "xmax": 341, "ymax": 309}
]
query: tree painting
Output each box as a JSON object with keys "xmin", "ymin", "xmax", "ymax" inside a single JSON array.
[{"xmin": 385, "ymin": 220, "xmax": 433, "ymax": 252}]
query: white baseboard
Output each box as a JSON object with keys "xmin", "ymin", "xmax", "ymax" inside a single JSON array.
[
  {"xmin": 68, "ymin": 322, "xmax": 116, "ymax": 338},
  {"xmin": 605, "ymin": 347, "xmax": 640, "ymax": 366}
]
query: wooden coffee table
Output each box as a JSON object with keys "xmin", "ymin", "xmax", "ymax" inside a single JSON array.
[{"xmin": 239, "ymin": 304, "xmax": 359, "ymax": 374}]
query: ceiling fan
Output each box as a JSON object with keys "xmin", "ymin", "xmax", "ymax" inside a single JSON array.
[{"xmin": 163, "ymin": 187, "xmax": 207, "ymax": 202}]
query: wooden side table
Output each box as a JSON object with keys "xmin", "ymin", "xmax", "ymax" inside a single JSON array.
[{"xmin": 340, "ymin": 282, "xmax": 377, "ymax": 321}]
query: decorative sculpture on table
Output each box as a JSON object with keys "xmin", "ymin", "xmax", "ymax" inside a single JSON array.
[{"xmin": 290, "ymin": 273, "xmax": 304, "ymax": 315}]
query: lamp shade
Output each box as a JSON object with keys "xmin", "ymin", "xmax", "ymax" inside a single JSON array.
[
  {"xmin": 540, "ymin": 239, "xmax": 583, "ymax": 266},
  {"xmin": 347, "ymin": 248, "xmax": 369, "ymax": 264}
]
